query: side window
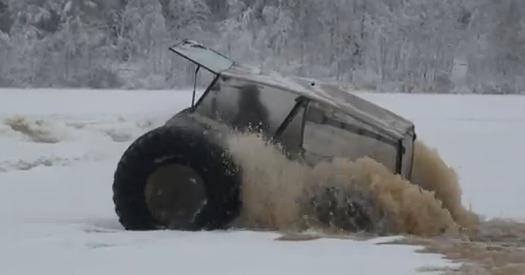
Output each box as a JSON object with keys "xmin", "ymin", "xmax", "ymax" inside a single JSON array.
[{"xmin": 303, "ymin": 104, "xmax": 397, "ymax": 171}]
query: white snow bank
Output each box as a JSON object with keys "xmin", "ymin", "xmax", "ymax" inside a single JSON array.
[{"xmin": 0, "ymin": 224, "xmax": 451, "ymax": 275}]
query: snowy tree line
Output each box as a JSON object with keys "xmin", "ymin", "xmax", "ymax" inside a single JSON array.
[{"xmin": 0, "ymin": 0, "xmax": 524, "ymax": 93}]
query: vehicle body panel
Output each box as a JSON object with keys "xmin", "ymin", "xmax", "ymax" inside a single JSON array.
[{"xmin": 169, "ymin": 40, "xmax": 416, "ymax": 179}]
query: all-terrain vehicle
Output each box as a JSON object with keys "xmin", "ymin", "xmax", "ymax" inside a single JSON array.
[{"xmin": 113, "ymin": 40, "xmax": 416, "ymax": 231}]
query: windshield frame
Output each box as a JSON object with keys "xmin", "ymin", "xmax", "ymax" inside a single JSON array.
[{"xmin": 169, "ymin": 40, "xmax": 234, "ymax": 74}]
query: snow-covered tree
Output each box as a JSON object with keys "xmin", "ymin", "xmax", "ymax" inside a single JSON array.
[{"xmin": 0, "ymin": 0, "xmax": 524, "ymax": 93}]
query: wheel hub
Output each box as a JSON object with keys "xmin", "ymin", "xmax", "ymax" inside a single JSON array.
[{"xmin": 145, "ymin": 164, "xmax": 207, "ymax": 229}]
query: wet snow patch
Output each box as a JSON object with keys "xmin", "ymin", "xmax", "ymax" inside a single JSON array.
[
  {"xmin": 1, "ymin": 114, "xmax": 162, "ymax": 144},
  {"xmin": 4, "ymin": 116, "xmax": 69, "ymax": 143}
]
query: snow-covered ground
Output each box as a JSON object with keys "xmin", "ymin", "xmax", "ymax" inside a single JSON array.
[{"xmin": 0, "ymin": 89, "xmax": 523, "ymax": 274}]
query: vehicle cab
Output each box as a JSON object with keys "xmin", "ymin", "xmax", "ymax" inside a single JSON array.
[{"xmin": 170, "ymin": 40, "xmax": 416, "ymax": 179}]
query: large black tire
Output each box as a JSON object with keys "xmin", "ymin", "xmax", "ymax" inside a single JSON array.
[{"xmin": 113, "ymin": 126, "xmax": 241, "ymax": 230}]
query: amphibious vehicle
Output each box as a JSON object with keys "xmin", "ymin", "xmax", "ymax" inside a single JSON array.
[{"xmin": 113, "ymin": 40, "xmax": 416, "ymax": 231}]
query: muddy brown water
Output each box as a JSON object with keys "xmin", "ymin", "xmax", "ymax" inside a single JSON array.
[{"xmin": 227, "ymin": 133, "xmax": 525, "ymax": 273}]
